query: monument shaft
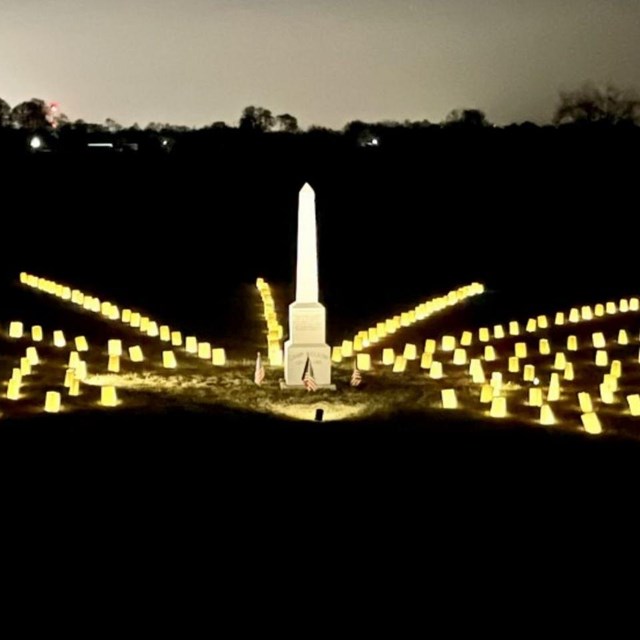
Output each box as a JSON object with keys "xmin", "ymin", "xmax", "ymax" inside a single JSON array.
[{"xmin": 284, "ymin": 183, "xmax": 332, "ymax": 387}]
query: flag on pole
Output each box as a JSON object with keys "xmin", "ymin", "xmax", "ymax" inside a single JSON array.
[
  {"xmin": 254, "ymin": 351, "xmax": 265, "ymax": 385},
  {"xmin": 302, "ymin": 354, "xmax": 318, "ymax": 392},
  {"xmin": 350, "ymin": 362, "xmax": 362, "ymax": 387}
]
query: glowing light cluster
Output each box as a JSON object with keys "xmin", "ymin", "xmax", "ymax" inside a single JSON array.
[
  {"xmin": 410, "ymin": 292, "xmax": 640, "ymax": 436},
  {"xmin": 19, "ymin": 272, "xmax": 227, "ymax": 368},
  {"xmin": 343, "ymin": 282, "xmax": 484, "ymax": 354},
  {"xmin": 256, "ymin": 278, "xmax": 284, "ymax": 366}
]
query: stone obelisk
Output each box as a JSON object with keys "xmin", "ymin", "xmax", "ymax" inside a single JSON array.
[{"xmin": 283, "ymin": 183, "xmax": 333, "ymax": 388}]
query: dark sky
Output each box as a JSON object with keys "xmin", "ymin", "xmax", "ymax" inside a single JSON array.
[{"xmin": 2, "ymin": 0, "xmax": 639, "ymax": 128}]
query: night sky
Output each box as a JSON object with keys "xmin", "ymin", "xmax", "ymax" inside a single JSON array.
[{"xmin": 1, "ymin": 0, "xmax": 639, "ymax": 128}]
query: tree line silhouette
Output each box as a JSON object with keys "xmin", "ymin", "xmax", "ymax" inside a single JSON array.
[{"xmin": 2, "ymin": 82, "xmax": 639, "ymax": 138}]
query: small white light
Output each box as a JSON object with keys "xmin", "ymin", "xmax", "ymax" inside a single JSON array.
[{"xmin": 30, "ymin": 136, "xmax": 42, "ymax": 150}]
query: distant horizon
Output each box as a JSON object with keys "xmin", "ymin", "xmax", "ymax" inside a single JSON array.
[{"xmin": 2, "ymin": 1, "xmax": 639, "ymax": 130}]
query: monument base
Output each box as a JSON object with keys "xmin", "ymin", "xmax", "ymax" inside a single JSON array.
[
  {"xmin": 284, "ymin": 341, "xmax": 332, "ymax": 386},
  {"xmin": 279, "ymin": 380, "xmax": 337, "ymax": 391}
]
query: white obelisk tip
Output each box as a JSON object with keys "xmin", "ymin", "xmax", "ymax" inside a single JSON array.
[{"xmin": 295, "ymin": 182, "xmax": 319, "ymax": 303}]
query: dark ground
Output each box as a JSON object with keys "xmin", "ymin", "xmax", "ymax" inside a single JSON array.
[{"xmin": 1, "ymin": 128, "xmax": 639, "ymax": 498}]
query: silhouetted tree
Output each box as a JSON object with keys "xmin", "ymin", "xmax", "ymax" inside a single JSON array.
[
  {"xmin": 105, "ymin": 118, "xmax": 122, "ymax": 133},
  {"xmin": 553, "ymin": 82, "xmax": 640, "ymax": 125},
  {"xmin": 239, "ymin": 106, "xmax": 275, "ymax": 132},
  {"xmin": 0, "ymin": 98, "xmax": 11, "ymax": 127},
  {"xmin": 445, "ymin": 108, "xmax": 490, "ymax": 127},
  {"xmin": 11, "ymin": 98, "xmax": 49, "ymax": 129},
  {"xmin": 276, "ymin": 113, "xmax": 299, "ymax": 133}
]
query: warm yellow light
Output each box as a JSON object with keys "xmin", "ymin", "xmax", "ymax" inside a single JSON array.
[
  {"xmin": 626, "ymin": 394, "xmax": 640, "ymax": 417},
  {"xmin": 161, "ymin": 351, "xmax": 177, "ymax": 368},
  {"xmin": 331, "ymin": 346, "xmax": 343, "ymax": 363},
  {"xmin": 420, "ymin": 352, "xmax": 433, "ymax": 370},
  {"xmin": 197, "ymin": 342, "xmax": 212, "ymax": 359},
  {"xmin": 564, "ymin": 362, "xmax": 574, "ymax": 381},
  {"xmin": 568, "ymin": 308, "xmax": 580, "ymax": 323},
  {"xmin": 122, "ymin": 309, "xmax": 132, "ymax": 323},
  {"xmin": 385, "ymin": 319, "xmax": 397, "ymax": 334},
  {"xmin": 478, "ymin": 328, "xmax": 489, "ymax": 343},
  {"xmin": 341, "ymin": 340, "xmax": 354, "ymax": 357},
  {"xmin": 547, "ymin": 376, "xmax": 561, "ymax": 402},
  {"xmin": 130, "ymin": 312, "xmax": 141, "ymax": 327},
  {"xmin": 540, "ymin": 404, "xmax": 555, "ymax": 425},
  {"xmin": 19, "ymin": 272, "xmax": 28, "ymax": 284},
  {"xmin": 101, "ymin": 386, "xmax": 118, "ymax": 407},
  {"xmin": 356, "ymin": 353, "xmax": 372, "ymax": 371},
  {"xmin": 441, "ymin": 336, "xmax": 456, "ymax": 352},
  {"xmin": 581, "ymin": 412, "xmax": 602, "ymax": 435},
  {"xmin": 460, "ymin": 331, "xmax": 472, "ymax": 346},
  {"xmin": 101, "ymin": 301, "xmax": 112, "ymax": 316},
  {"xmin": 20, "ymin": 357, "xmax": 31, "ymax": 376},
  {"xmin": 170, "ymin": 331, "xmax": 183, "ymax": 347},
  {"xmin": 469, "ymin": 357, "xmax": 484, "ymax": 379},
  {"xmin": 63, "ymin": 368, "xmax": 75, "ymax": 388},
  {"xmin": 595, "ymin": 350, "xmax": 608, "ymax": 367},
  {"xmin": 526, "ymin": 318, "xmax": 537, "ymax": 333},
  {"xmin": 7, "ymin": 379, "xmax": 20, "ymax": 401},
  {"xmin": 514, "ymin": 342, "xmax": 527, "ymax": 359},
  {"xmin": 53, "ymin": 330, "xmax": 66, "ymax": 348},
  {"xmin": 441, "ymin": 388, "xmax": 458, "ymax": 409},
  {"xmin": 493, "ymin": 324, "xmax": 505, "ymax": 339},
  {"xmin": 537, "ymin": 315, "xmax": 549, "ymax": 329},
  {"xmin": 610, "ymin": 360, "xmax": 622, "ymax": 379},
  {"xmin": 529, "ymin": 388, "xmax": 543, "ymax": 407},
  {"xmin": 44, "ymin": 391, "xmax": 61, "ymax": 413},
  {"xmin": 424, "ymin": 339, "xmax": 436, "ymax": 355},
  {"xmin": 508, "ymin": 321, "xmax": 520, "ymax": 336},
  {"xmin": 553, "ymin": 352, "xmax": 567, "ymax": 370},
  {"xmin": 539, "ymin": 339, "xmax": 551, "ymax": 356},
  {"xmin": 592, "ymin": 332, "xmax": 606, "ymax": 349},
  {"xmin": 490, "ymin": 397, "xmax": 507, "ymax": 418},
  {"xmin": 602, "ymin": 373, "xmax": 618, "ymax": 392},
  {"xmin": 108, "ymin": 356, "xmax": 120, "ymax": 373},
  {"xmin": 376, "ymin": 322, "xmax": 387, "ymax": 339},
  {"xmin": 269, "ymin": 348, "xmax": 283, "ymax": 366},
  {"xmin": 25, "ymin": 346, "xmax": 39, "ymax": 366},
  {"xmin": 617, "ymin": 329, "xmax": 628, "ymax": 345},
  {"xmin": 211, "ymin": 348, "xmax": 226, "ymax": 366},
  {"xmin": 606, "ymin": 301, "xmax": 617, "ymax": 315},
  {"xmin": 382, "ymin": 348, "xmax": 395, "ymax": 366},
  {"xmin": 353, "ymin": 335, "xmax": 364, "ymax": 352},
  {"xmin": 185, "ymin": 336, "xmax": 198, "ymax": 354},
  {"xmin": 620, "ymin": 298, "xmax": 629, "ymax": 313},
  {"xmin": 578, "ymin": 392, "xmax": 593, "ymax": 413},
  {"xmin": 74, "ymin": 361, "xmax": 87, "ymax": 381},
  {"xmin": 367, "ymin": 327, "xmax": 378, "ymax": 344},
  {"xmin": 508, "ymin": 356, "xmax": 520, "ymax": 373},
  {"xmin": 108, "ymin": 339, "xmax": 122, "ymax": 357},
  {"xmin": 567, "ymin": 335, "xmax": 578, "ymax": 351},
  {"xmin": 594, "ymin": 304, "xmax": 605, "ymax": 317},
  {"xmin": 31, "ymin": 325, "xmax": 43, "ymax": 342},
  {"xmin": 429, "ymin": 361, "xmax": 443, "ymax": 379},
  {"xmin": 9, "ymin": 321, "xmax": 23, "ymax": 339},
  {"xmin": 403, "ymin": 344, "xmax": 418, "ymax": 360},
  {"xmin": 581, "ymin": 305, "xmax": 593, "ymax": 321},
  {"xmin": 554, "ymin": 312, "xmax": 565, "ymax": 326},
  {"xmin": 452, "ymin": 348, "xmax": 466, "ymax": 366},
  {"xmin": 630, "ymin": 298, "xmax": 640, "ymax": 312},
  {"xmin": 480, "ymin": 384, "xmax": 493, "ymax": 404},
  {"xmin": 129, "ymin": 345, "xmax": 144, "ymax": 362},
  {"xmin": 484, "ymin": 345, "xmax": 497, "ymax": 361},
  {"xmin": 490, "ymin": 371, "xmax": 502, "ymax": 390},
  {"xmin": 599, "ymin": 383, "xmax": 614, "ymax": 404},
  {"xmin": 147, "ymin": 321, "xmax": 159, "ymax": 337},
  {"xmin": 391, "ymin": 355, "xmax": 406, "ymax": 373},
  {"xmin": 75, "ymin": 336, "xmax": 89, "ymax": 352},
  {"xmin": 523, "ymin": 364, "xmax": 535, "ymax": 382},
  {"xmin": 11, "ymin": 368, "xmax": 21, "ymax": 383},
  {"xmin": 159, "ymin": 326, "xmax": 171, "ymax": 342}
]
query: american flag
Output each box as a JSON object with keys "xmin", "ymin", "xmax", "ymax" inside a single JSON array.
[
  {"xmin": 302, "ymin": 355, "xmax": 318, "ymax": 392},
  {"xmin": 254, "ymin": 351, "xmax": 265, "ymax": 385},
  {"xmin": 350, "ymin": 363, "xmax": 362, "ymax": 387}
]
